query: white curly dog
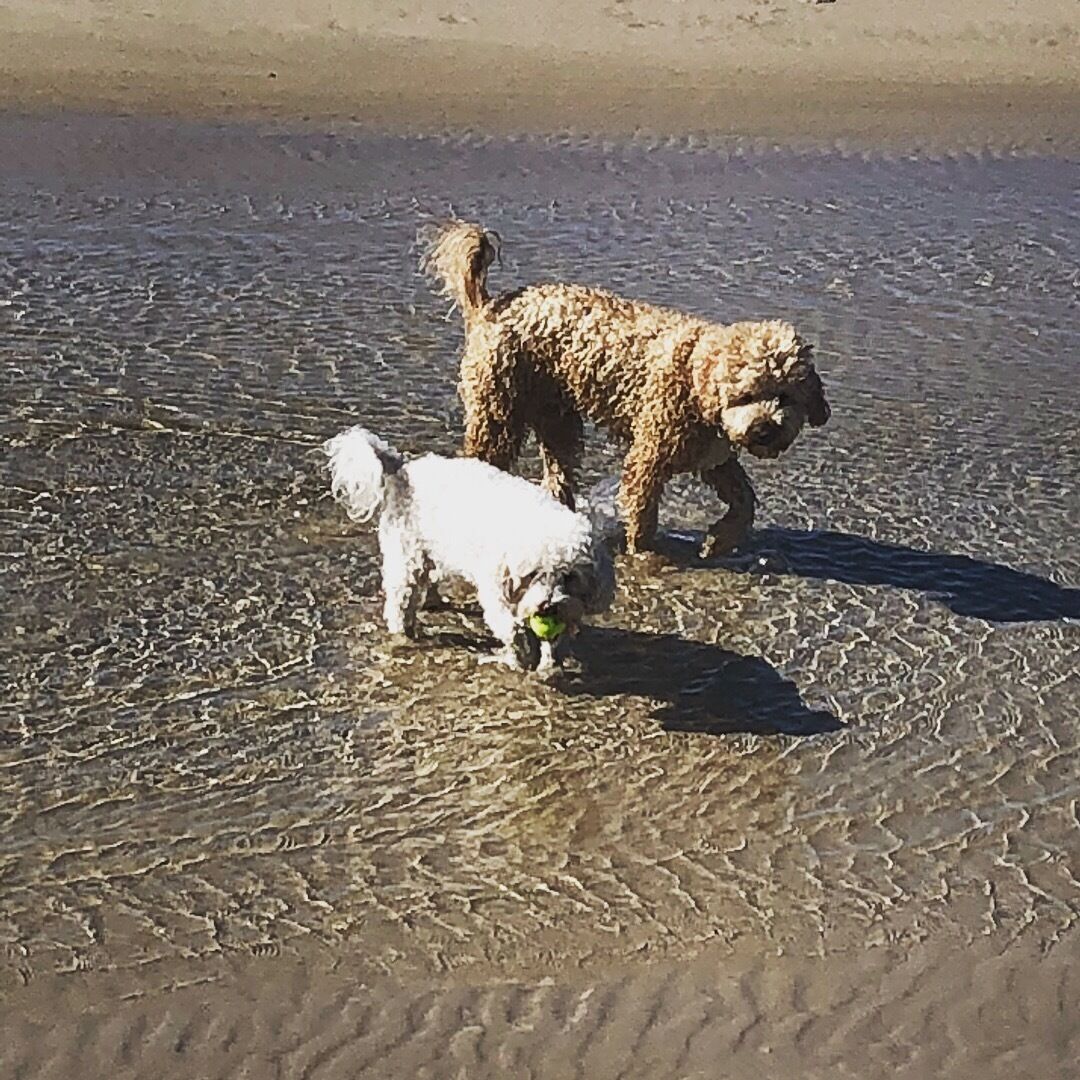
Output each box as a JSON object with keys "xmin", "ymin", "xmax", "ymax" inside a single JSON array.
[{"xmin": 323, "ymin": 426, "xmax": 615, "ymax": 670}]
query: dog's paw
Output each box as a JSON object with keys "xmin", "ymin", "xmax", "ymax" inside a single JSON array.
[
  {"xmin": 534, "ymin": 638, "xmax": 562, "ymax": 676},
  {"xmin": 479, "ymin": 648, "xmax": 524, "ymax": 671},
  {"xmin": 376, "ymin": 632, "xmax": 419, "ymax": 662},
  {"xmin": 700, "ymin": 523, "xmax": 751, "ymax": 559},
  {"xmin": 548, "ymin": 651, "xmax": 584, "ymax": 678},
  {"xmin": 511, "ymin": 622, "xmax": 542, "ymax": 670},
  {"xmin": 625, "ymin": 549, "xmax": 674, "ymax": 573}
]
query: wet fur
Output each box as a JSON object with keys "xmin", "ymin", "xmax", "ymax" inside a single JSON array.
[{"xmin": 422, "ymin": 221, "xmax": 830, "ymax": 555}]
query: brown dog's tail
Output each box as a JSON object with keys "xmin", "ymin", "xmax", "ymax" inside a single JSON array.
[{"xmin": 420, "ymin": 221, "xmax": 500, "ymax": 321}]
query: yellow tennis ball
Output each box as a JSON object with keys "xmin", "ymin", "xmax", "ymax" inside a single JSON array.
[{"xmin": 528, "ymin": 613, "xmax": 566, "ymax": 641}]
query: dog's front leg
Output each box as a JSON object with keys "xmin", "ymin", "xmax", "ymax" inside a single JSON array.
[
  {"xmin": 475, "ymin": 583, "xmax": 529, "ymax": 668},
  {"xmin": 700, "ymin": 457, "xmax": 756, "ymax": 557}
]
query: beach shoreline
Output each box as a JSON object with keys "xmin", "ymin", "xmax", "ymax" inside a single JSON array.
[
  {"xmin": 1, "ymin": 1, "xmax": 1079, "ymax": 152},
  {"xmin": 5, "ymin": 930, "xmax": 1075, "ymax": 1079}
]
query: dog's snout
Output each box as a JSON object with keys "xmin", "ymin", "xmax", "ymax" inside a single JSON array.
[
  {"xmin": 744, "ymin": 417, "xmax": 793, "ymax": 460},
  {"xmin": 751, "ymin": 421, "xmax": 782, "ymax": 446},
  {"xmin": 546, "ymin": 593, "xmax": 585, "ymax": 625}
]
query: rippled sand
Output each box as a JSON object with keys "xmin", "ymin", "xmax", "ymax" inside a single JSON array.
[{"xmin": 2, "ymin": 117, "xmax": 1078, "ymax": 1078}]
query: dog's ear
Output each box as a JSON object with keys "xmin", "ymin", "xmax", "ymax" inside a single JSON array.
[
  {"xmin": 801, "ymin": 366, "xmax": 831, "ymax": 428},
  {"xmin": 689, "ymin": 350, "xmax": 730, "ymax": 424},
  {"xmin": 689, "ymin": 328, "xmax": 760, "ymax": 423}
]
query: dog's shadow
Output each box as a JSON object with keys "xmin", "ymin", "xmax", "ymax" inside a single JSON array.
[
  {"xmin": 661, "ymin": 526, "xmax": 1080, "ymax": 624},
  {"xmin": 568, "ymin": 626, "xmax": 842, "ymax": 737}
]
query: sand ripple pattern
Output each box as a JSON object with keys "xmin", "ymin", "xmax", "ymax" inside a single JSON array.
[{"xmin": 1, "ymin": 122, "xmax": 1078, "ymax": 1008}]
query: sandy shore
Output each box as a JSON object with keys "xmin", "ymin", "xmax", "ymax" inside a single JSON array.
[
  {"xmin": 1, "ymin": 1, "xmax": 1079, "ymax": 148},
  {"xmin": 6, "ymin": 934, "xmax": 1076, "ymax": 1079}
]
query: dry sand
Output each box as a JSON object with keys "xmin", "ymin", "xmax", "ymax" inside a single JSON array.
[{"xmin": 1, "ymin": 0, "xmax": 1079, "ymax": 148}]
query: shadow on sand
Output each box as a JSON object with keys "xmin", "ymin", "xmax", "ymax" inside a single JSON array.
[
  {"xmin": 661, "ymin": 526, "xmax": 1080, "ymax": 624},
  {"xmin": 569, "ymin": 626, "xmax": 842, "ymax": 737}
]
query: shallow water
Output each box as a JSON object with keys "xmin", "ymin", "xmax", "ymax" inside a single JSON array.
[{"xmin": 1, "ymin": 117, "xmax": 1078, "ymax": 1072}]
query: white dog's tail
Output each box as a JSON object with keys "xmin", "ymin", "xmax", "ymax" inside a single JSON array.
[
  {"xmin": 420, "ymin": 220, "xmax": 500, "ymax": 322},
  {"xmin": 322, "ymin": 426, "xmax": 405, "ymax": 522}
]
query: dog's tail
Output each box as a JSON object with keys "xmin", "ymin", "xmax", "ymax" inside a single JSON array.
[
  {"xmin": 420, "ymin": 220, "xmax": 500, "ymax": 321},
  {"xmin": 322, "ymin": 426, "xmax": 405, "ymax": 522}
]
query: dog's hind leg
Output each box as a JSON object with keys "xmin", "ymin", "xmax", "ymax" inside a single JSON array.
[
  {"xmin": 700, "ymin": 457, "xmax": 756, "ymax": 557},
  {"xmin": 378, "ymin": 523, "xmax": 427, "ymax": 638},
  {"xmin": 534, "ymin": 405, "xmax": 583, "ymax": 509},
  {"xmin": 460, "ymin": 339, "xmax": 526, "ymax": 470},
  {"xmin": 618, "ymin": 439, "xmax": 671, "ymax": 555}
]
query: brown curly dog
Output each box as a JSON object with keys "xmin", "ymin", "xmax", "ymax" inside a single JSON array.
[{"xmin": 422, "ymin": 221, "xmax": 830, "ymax": 556}]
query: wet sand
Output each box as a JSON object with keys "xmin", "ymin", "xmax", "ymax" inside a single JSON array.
[
  {"xmin": 2, "ymin": 114, "xmax": 1079, "ymax": 1077},
  {"xmin": 1, "ymin": 1, "xmax": 1079, "ymax": 151},
  {"xmin": 6, "ymin": 936, "xmax": 1077, "ymax": 1079}
]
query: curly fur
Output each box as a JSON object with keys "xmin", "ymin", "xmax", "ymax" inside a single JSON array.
[
  {"xmin": 423, "ymin": 221, "xmax": 830, "ymax": 555},
  {"xmin": 323, "ymin": 425, "xmax": 615, "ymax": 670}
]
